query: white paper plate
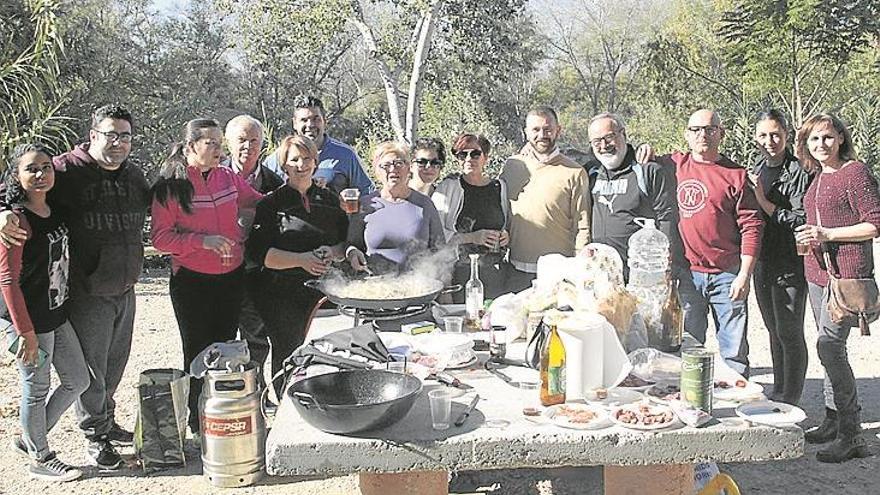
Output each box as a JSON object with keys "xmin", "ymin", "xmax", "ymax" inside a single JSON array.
[
  {"xmin": 584, "ymin": 388, "xmax": 644, "ymax": 408},
  {"xmin": 544, "ymin": 404, "xmax": 610, "ymax": 430},
  {"xmin": 735, "ymin": 400, "xmax": 806, "ymax": 426},
  {"xmin": 713, "ymin": 380, "xmax": 765, "ymax": 401},
  {"xmin": 610, "ymin": 402, "xmax": 682, "ymax": 431}
]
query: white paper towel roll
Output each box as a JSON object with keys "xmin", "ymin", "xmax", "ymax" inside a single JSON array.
[{"xmin": 556, "ymin": 314, "xmax": 606, "ymax": 400}]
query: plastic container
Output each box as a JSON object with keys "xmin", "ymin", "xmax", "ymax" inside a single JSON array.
[{"xmin": 627, "ymin": 218, "xmax": 669, "ymax": 278}]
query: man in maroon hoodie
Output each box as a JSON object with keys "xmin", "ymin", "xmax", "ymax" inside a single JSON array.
[
  {"xmin": 1, "ymin": 105, "xmax": 150, "ymax": 470},
  {"xmin": 658, "ymin": 109, "xmax": 763, "ymax": 375}
]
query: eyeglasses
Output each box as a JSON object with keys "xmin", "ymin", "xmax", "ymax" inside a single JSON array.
[
  {"xmin": 93, "ymin": 129, "xmax": 133, "ymax": 143},
  {"xmin": 377, "ymin": 159, "xmax": 408, "ymax": 171},
  {"xmin": 589, "ymin": 130, "xmax": 621, "ymax": 148},
  {"xmin": 687, "ymin": 125, "xmax": 721, "ymax": 136},
  {"xmin": 413, "ymin": 158, "xmax": 443, "ymax": 169},
  {"xmin": 455, "ymin": 149, "xmax": 483, "ymax": 160}
]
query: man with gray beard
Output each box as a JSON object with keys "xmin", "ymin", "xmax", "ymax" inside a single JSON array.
[{"xmin": 585, "ymin": 113, "xmax": 683, "ymax": 282}]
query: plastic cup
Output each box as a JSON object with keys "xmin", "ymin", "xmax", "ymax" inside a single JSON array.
[
  {"xmin": 796, "ymin": 241, "xmax": 811, "ymax": 256},
  {"xmin": 220, "ymin": 252, "xmax": 234, "ymax": 267},
  {"xmin": 444, "ymin": 316, "xmax": 464, "ymax": 333},
  {"xmin": 520, "ymin": 380, "xmax": 541, "ymax": 417},
  {"xmin": 340, "ymin": 188, "xmax": 360, "ymax": 214},
  {"xmin": 387, "ymin": 353, "xmax": 408, "ymax": 373},
  {"xmin": 428, "ymin": 389, "xmax": 453, "ymax": 430}
]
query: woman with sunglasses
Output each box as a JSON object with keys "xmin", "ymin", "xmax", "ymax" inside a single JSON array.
[
  {"xmin": 793, "ymin": 113, "xmax": 880, "ymax": 463},
  {"xmin": 432, "ymin": 133, "xmax": 510, "ymax": 301},
  {"xmin": 409, "ymin": 137, "xmax": 446, "ymax": 195},
  {"xmin": 151, "ymin": 118, "xmax": 263, "ymax": 436},
  {"xmin": 346, "ymin": 141, "xmax": 444, "ymax": 274}
]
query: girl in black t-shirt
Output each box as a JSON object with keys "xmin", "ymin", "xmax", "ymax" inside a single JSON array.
[{"xmin": 0, "ymin": 144, "xmax": 88, "ymax": 482}]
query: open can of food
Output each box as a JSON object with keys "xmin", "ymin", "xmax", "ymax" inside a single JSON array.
[{"xmin": 680, "ymin": 348, "xmax": 714, "ymax": 414}]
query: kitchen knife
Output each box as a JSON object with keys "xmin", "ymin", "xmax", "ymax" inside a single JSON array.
[
  {"xmin": 454, "ymin": 394, "xmax": 481, "ymax": 427},
  {"xmin": 430, "ymin": 372, "xmax": 473, "ymax": 390}
]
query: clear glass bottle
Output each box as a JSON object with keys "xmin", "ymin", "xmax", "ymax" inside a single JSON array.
[
  {"xmin": 465, "ymin": 253, "xmax": 484, "ymax": 331},
  {"xmin": 540, "ymin": 324, "xmax": 566, "ymax": 406}
]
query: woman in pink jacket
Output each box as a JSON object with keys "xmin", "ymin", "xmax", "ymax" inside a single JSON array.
[{"xmin": 150, "ymin": 118, "xmax": 262, "ymax": 436}]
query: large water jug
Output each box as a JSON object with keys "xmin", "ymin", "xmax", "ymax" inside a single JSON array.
[{"xmin": 627, "ymin": 218, "xmax": 669, "ymax": 286}]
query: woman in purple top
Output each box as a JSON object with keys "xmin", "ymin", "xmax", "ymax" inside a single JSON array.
[
  {"xmin": 794, "ymin": 113, "xmax": 880, "ymax": 463},
  {"xmin": 346, "ymin": 141, "xmax": 444, "ymax": 274}
]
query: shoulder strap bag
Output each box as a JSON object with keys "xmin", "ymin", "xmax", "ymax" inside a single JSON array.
[{"xmin": 815, "ymin": 173, "xmax": 880, "ymax": 336}]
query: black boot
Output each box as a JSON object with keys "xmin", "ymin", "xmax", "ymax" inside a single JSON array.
[
  {"xmin": 804, "ymin": 408, "xmax": 838, "ymax": 444},
  {"xmin": 817, "ymin": 410, "xmax": 870, "ymax": 463}
]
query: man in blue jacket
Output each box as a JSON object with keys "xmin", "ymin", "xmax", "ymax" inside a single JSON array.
[{"xmin": 264, "ymin": 95, "xmax": 374, "ymax": 195}]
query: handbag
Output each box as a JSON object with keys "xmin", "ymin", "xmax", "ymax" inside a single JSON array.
[
  {"xmin": 815, "ymin": 176, "xmax": 880, "ymax": 335},
  {"xmin": 525, "ymin": 318, "xmax": 549, "ymax": 369}
]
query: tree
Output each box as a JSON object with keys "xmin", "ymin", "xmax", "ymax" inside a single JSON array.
[
  {"xmin": 349, "ymin": 0, "xmax": 537, "ymax": 145},
  {"xmin": 56, "ymin": 0, "xmax": 239, "ymax": 174},
  {"xmin": 718, "ymin": 0, "xmax": 880, "ymax": 126},
  {"xmin": 0, "ymin": 0, "xmax": 73, "ymax": 157}
]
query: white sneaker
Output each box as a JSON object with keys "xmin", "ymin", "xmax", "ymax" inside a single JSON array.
[{"xmin": 28, "ymin": 453, "xmax": 82, "ymax": 482}]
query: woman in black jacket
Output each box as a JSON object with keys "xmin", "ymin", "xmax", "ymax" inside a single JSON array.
[{"xmin": 751, "ymin": 109, "xmax": 812, "ymax": 405}]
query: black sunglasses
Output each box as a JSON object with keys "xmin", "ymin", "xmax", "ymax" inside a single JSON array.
[
  {"xmin": 455, "ymin": 149, "xmax": 483, "ymax": 160},
  {"xmin": 413, "ymin": 158, "xmax": 443, "ymax": 169}
]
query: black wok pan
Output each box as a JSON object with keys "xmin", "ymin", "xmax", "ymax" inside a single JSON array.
[
  {"xmin": 289, "ymin": 369, "xmax": 422, "ymax": 434},
  {"xmin": 304, "ymin": 278, "xmax": 454, "ymax": 310}
]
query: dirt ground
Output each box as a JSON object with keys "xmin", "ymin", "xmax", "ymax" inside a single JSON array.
[{"xmin": 1, "ymin": 263, "xmax": 879, "ymax": 495}]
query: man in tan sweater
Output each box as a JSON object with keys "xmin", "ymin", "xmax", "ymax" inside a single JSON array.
[{"xmin": 500, "ymin": 106, "xmax": 592, "ymax": 291}]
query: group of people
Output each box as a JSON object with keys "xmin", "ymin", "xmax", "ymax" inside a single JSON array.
[{"xmin": 1, "ymin": 95, "xmax": 877, "ymax": 485}]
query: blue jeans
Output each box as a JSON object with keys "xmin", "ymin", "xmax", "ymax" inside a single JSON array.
[
  {"xmin": 679, "ymin": 270, "xmax": 750, "ymax": 375},
  {"xmin": 13, "ymin": 321, "xmax": 90, "ymax": 461}
]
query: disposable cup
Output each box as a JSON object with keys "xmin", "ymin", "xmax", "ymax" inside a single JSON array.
[
  {"xmin": 520, "ymin": 380, "xmax": 541, "ymax": 417},
  {"xmin": 796, "ymin": 241, "xmax": 811, "ymax": 256},
  {"xmin": 428, "ymin": 389, "xmax": 453, "ymax": 430},
  {"xmin": 444, "ymin": 316, "xmax": 464, "ymax": 333}
]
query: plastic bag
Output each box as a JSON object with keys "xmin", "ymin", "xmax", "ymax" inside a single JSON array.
[
  {"xmin": 488, "ymin": 292, "xmax": 528, "ymax": 342},
  {"xmin": 627, "ymin": 347, "xmax": 681, "ymax": 383},
  {"xmin": 135, "ymin": 369, "xmax": 189, "ymax": 472}
]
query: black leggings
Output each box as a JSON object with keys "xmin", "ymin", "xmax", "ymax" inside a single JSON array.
[
  {"xmin": 754, "ymin": 264, "xmax": 808, "ymax": 405},
  {"xmin": 249, "ymin": 274, "xmax": 323, "ymax": 399},
  {"xmin": 169, "ymin": 266, "xmax": 244, "ymax": 432}
]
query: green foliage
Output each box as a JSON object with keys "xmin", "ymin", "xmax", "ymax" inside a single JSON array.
[{"xmin": 0, "ymin": 0, "xmax": 74, "ymax": 160}]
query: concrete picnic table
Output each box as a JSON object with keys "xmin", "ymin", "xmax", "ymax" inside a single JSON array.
[{"xmin": 265, "ymin": 311, "xmax": 804, "ymax": 495}]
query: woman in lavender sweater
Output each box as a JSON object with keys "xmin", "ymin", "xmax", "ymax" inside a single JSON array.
[
  {"xmin": 346, "ymin": 141, "xmax": 445, "ymax": 274},
  {"xmin": 794, "ymin": 113, "xmax": 880, "ymax": 463}
]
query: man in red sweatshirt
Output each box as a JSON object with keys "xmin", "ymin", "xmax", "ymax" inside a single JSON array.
[{"xmin": 658, "ymin": 109, "xmax": 763, "ymax": 375}]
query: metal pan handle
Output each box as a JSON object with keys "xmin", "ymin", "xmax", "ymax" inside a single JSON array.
[
  {"xmin": 441, "ymin": 284, "xmax": 462, "ymax": 294},
  {"xmin": 292, "ymin": 391, "xmax": 326, "ymax": 411},
  {"xmin": 303, "ymin": 279, "xmax": 321, "ymax": 290}
]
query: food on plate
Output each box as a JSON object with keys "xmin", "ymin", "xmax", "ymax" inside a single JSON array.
[
  {"xmin": 619, "ymin": 373, "xmax": 655, "ymax": 388},
  {"xmin": 715, "ymin": 379, "xmax": 748, "ymax": 389},
  {"xmin": 555, "ymin": 405, "xmax": 599, "ymax": 424},
  {"xmin": 646, "ymin": 383, "xmax": 680, "ymax": 398},
  {"xmin": 595, "ymin": 388, "xmax": 608, "ymax": 400},
  {"xmin": 613, "ymin": 403, "xmax": 675, "ymax": 426},
  {"xmin": 322, "ymin": 274, "xmax": 443, "ymax": 300}
]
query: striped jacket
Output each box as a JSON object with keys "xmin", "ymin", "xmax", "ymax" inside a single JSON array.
[{"xmin": 151, "ymin": 166, "xmax": 263, "ymax": 274}]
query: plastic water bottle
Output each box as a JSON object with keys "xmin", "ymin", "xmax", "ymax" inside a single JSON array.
[{"xmin": 627, "ymin": 218, "xmax": 669, "ymax": 286}]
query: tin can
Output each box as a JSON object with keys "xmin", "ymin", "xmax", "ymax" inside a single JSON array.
[{"xmin": 680, "ymin": 349, "xmax": 714, "ymax": 414}]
